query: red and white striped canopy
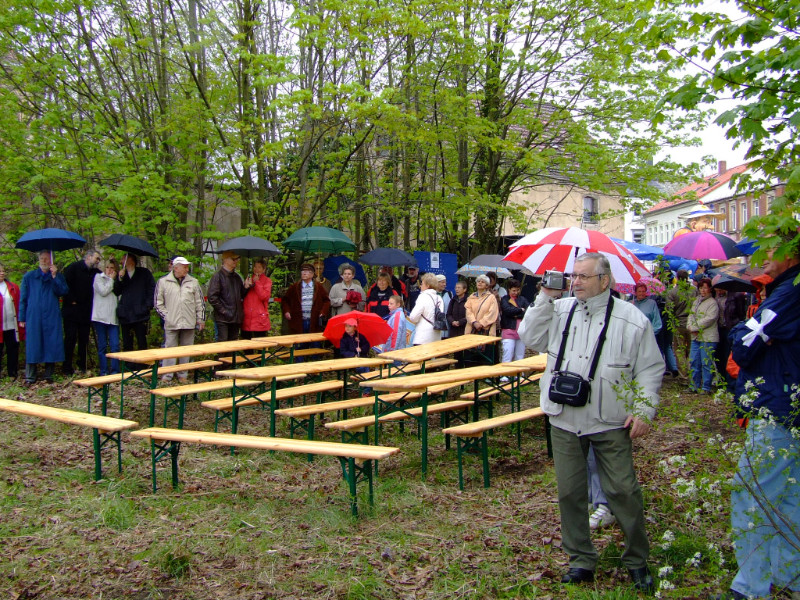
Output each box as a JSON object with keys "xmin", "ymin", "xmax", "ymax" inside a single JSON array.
[{"xmin": 504, "ymin": 227, "xmax": 650, "ymax": 285}]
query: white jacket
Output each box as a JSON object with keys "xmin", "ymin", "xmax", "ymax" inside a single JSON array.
[
  {"xmin": 156, "ymin": 272, "xmax": 205, "ymax": 331},
  {"xmin": 408, "ymin": 288, "xmax": 443, "ymax": 345},
  {"xmin": 518, "ymin": 289, "xmax": 664, "ymax": 436},
  {"xmin": 91, "ymin": 273, "xmax": 119, "ymax": 325}
]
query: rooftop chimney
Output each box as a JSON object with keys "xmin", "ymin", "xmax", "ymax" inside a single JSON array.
[{"xmin": 718, "ymin": 160, "xmax": 727, "ymax": 175}]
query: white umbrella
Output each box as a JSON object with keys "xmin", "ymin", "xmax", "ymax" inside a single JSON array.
[{"xmin": 456, "ymin": 264, "xmax": 513, "ymax": 278}]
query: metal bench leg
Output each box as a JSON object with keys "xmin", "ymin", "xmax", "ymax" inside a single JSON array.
[
  {"xmin": 456, "ymin": 437, "xmax": 466, "ymax": 490},
  {"xmin": 92, "ymin": 428, "xmax": 103, "ymax": 481},
  {"xmin": 481, "ymin": 432, "xmax": 490, "ymax": 488}
]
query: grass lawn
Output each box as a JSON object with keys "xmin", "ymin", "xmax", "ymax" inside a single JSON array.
[{"xmin": 0, "ymin": 373, "xmax": 743, "ymax": 599}]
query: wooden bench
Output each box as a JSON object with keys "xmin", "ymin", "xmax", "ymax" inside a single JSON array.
[
  {"xmin": 324, "ymin": 380, "xmax": 474, "ymax": 474},
  {"xmin": 353, "ymin": 357, "xmax": 458, "ymax": 381},
  {"xmin": 201, "ymin": 379, "xmax": 345, "ymax": 438},
  {"xmin": 215, "ymin": 347, "xmax": 333, "ymax": 367},
  {"xmin": 148, "ymin": 378, "xmax": 264, "ymax": 428},
  {"xmin": 442, "ymin": 407, "xmax": 546, "ymax": 489},
  {"xmin": 74, "ymin": 359, "xmax": 222, "ymax": 418},
  {"xmin": 459, "ymin": 372, "xmax": 543, "ymax": 417},
  {"xmin": 0, "ymin": 398, "xmax": 138, "ymax": 481},
  {"xmin": 273, "ymin": 391, "xmax": 423, "ymax": 445},
  {"xmin": 130, "ymin": 427, "xmax": 399, "ymax": 517}
]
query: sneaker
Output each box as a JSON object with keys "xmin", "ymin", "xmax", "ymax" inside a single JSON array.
[
  {"xmin": 500, "ymin": 376, "xmax": 509, "ymax": 383},
  {"xmin": 589, "ymin": 504, "xmax": 616, "ymax": 529}
]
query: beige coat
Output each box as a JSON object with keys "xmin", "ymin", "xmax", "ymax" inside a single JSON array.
[
  {"xmin": 519, "ymin": 289, "xmax": 664, "ymax": 436},
  {"xmin": 156, "ymin": 272, "xmax": 205, "ymax": 331},
  {"xmin": 687, "ymin": 296, "xmax": 720, "ymax": 342},
  {"xmin": 464, "ymin": 291, "xmax": 499, "ymax": 336}
]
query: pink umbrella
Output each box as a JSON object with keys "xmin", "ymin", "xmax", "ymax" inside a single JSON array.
[
  {"xmin": 615, "ymin": 276, "xmax": 666, "ymax": 296},
  {"xmin": 662, "ymin": 231, "xmax": 743, "ymax": 260},
  {"xmin": 504, "ymin": 227, "xmax": 650, "ymax": 285}
]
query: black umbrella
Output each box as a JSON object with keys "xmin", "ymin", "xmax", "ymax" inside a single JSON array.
[
  {"xmin": 357, "ymin": 247, "xmax": 417, "ymax": 267},
  {"xmin": 99, "ymin": 234, "xmax": 159, "ymax": 258},
  {"xmin": 217, "ymin": 236, "xmax": 281, "ymax": 258},
  {"xmin": 712, "ymin": 273, "xmax": 756, "ymax": 293}
]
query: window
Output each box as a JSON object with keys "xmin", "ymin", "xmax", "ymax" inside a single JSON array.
[
  {"xmin": 729, "ymin": 202, "xmax": 737, "ymax": 230},
  {"xmin": 632, "ymin": 231, "xmax": 644, "ymax": 243},
  {"xmin": 583, "ymin": 196, "xmax": 599, "ymax": 223},
  {"xmin": 767, "ymin": 191, "xmax": 775, "ymax": 208},
  {"xmin": 741, "ymin": 202, "xmax": 748, "ymax": 227},
  {"xmin": 718, "ymin": 206, "xmax": 727, "ymax": 231},
  {"xmin": 753, "ymin": 199, "xmax": 760, "ymax": 217}
]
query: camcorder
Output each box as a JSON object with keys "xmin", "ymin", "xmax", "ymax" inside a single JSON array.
[{"xmin": 542, "ymin": 270, "xmax": 567, "ymax": 290}]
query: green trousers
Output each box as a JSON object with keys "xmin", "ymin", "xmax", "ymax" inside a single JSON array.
[{"xmin": 550, "ymin": 425, "xmax": 650, "ymax": 571}]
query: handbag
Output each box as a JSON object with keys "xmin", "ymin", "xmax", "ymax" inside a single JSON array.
[{"xmin": 548, "ymin": 296, "xmax": 614, "ymax": 407}]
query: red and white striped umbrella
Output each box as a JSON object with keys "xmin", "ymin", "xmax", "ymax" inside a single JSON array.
[{"xmin": 504, "ymin": 227, "xmax": 650, "ymax": 285}]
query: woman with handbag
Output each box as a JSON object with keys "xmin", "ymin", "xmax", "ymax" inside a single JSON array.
[{"xmin": 407, "ymin": 273, "xmax": 444, "ymax": 345}]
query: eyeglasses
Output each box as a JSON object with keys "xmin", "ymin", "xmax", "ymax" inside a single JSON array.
[{"xmin": 569, "ymin": 273, "xmax": 603, "ymax": 282}]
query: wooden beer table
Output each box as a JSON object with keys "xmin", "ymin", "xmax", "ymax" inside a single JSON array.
[
  {"xmin": 379, "ymin": 334, "xmax": 501, "ymax": 373},
  {"xmin": 214, "ymin": 357, "xmax": 393, "ymax": 435},
  {"xmin": 106, "ymin": 340, "xmax": 280, "ymax": 424},
  {"xmin": 356, "ymin": 356, "xmax": 547, "ymax": 475}
]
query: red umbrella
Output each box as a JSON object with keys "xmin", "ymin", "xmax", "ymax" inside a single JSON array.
[
  {"xmin": 503, "ymin": 227, "xmax": 650, "ymax": 285},
  {"xmin": 323, "ymin": 311, "xmax": 392, "ymax": 348}
]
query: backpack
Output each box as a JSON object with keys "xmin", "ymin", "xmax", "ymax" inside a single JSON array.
[
  {"xmin": 431, "ymin": 296, "xmax": 448, "ymax": 331},
  {"xmin": 422, "ymin": 293, "xmax": 448, "ymax": 330}
]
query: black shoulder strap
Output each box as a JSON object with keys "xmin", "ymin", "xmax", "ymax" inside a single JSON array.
[
  {"xmin": 553, "ymin": 302, "xmax": 578, "ymax": 373},
  {"xmin": 553, "ymin": 296, "xmax": 614, "ymax": 381}
]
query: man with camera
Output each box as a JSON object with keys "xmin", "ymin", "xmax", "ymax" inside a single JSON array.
[{"xmin": 518, "ymin": 253, "xmax": 664, "ymax": 592}]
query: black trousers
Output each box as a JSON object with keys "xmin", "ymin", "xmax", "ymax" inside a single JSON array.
[
  {"xmin": 63, "ymin": 319, "xmax": 91, "ymax": 373},
  {"xmin": 0, "ymin": 329, "xmax": 19, "ymax": 378},
  {"xmin": 121, "ymin": 321, "xmax": 149, "ymax": 369}
]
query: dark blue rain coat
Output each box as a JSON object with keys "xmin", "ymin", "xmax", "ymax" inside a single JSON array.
[{"xmin": 19, "ymin": 268, "xmax": 69, "ymax": 363}]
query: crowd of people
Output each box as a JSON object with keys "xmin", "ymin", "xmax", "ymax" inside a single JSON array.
[{"xmin": 1, "ymin": 242, "xmax": 797, "ymax": 598}]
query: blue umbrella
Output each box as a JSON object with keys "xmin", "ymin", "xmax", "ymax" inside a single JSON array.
[
  {"xmin": 16, "ymin": 228, "xmax": 86, "ymax": 253},
  {"xmin": 610, "ymin": 237, "xmax": 666, "ymax": 261},
  {"xmin": 357, "ymin": 247, "xmax": 418, "ymax": 267},
  {"xmin": 323, "ymin": 256, "xmax": 367, "ymax": 286}
]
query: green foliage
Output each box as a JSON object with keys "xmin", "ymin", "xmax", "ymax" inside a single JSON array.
[
  {"xmin": 654, "ymin": 0, "xmax": 800, "ymax": 261},
  {"xmin": 0, "ymin": 0, "xmax": 702, "ymax": 262}
]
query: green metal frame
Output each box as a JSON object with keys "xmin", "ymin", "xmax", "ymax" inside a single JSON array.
[
  {"xmin": 146, "ymin": 438, "xmax": 375, "ymax": 517},
  {"xmin": 91, "ymin": 427, "xmax": 126, "ymax": 481}
]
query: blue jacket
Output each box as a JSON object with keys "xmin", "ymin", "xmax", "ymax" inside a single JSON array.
[
  {"xmin": 19, "ymin": 268, "xmax": 69, "ymax": 363},
  {"xmin": 731, "ymin": 263, "xmax": 800, "ymax": 427},
  {"xmin": 340, "ymin": 332, "xmax": 370, "ymax": 358}
]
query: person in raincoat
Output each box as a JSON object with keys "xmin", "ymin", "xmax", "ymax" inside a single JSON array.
[{"xmin": 19, "ymin": 250, "xmax": 69, "ymax": 385}]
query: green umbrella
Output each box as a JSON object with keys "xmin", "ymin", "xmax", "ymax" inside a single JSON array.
[{"xmin": 283, "ymin": 226, "xmax": 356, "ymax": 254}]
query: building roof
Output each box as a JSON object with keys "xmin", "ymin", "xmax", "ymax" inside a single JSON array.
[{"xmin": 646, "ymin": 162, "xmax": 750, "ymax": 214}]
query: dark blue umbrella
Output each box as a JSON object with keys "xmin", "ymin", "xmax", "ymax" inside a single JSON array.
[
  {"xmin": 357, "ymin": 247, "xmax": 418, "ymax": 267},
  {"xmin": 217, "ymin": 236, "xmax": 281, "ymax": 257},
  {"xmin": 323, "ymin": 256, "xmax": 367, "ymax": 286},
  {"xmin": 99, "ymin": 234, "xmax": 159, "ymax": 258},
  {"xmin": 735, "ymin": 238, "xmax": 759, "ymax": 255},
  {"xmin": 16, "ymin": 228, "xmax": 86, "ymax": 253}
]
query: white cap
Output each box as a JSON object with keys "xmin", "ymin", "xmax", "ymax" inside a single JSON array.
[
  {"xmin": 172, "ymin": 256, "xmax": 191, "ymax": 266},
  {"xmin": 435, "ymin": 274, "xmax": 447, "ymax": 282}
]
